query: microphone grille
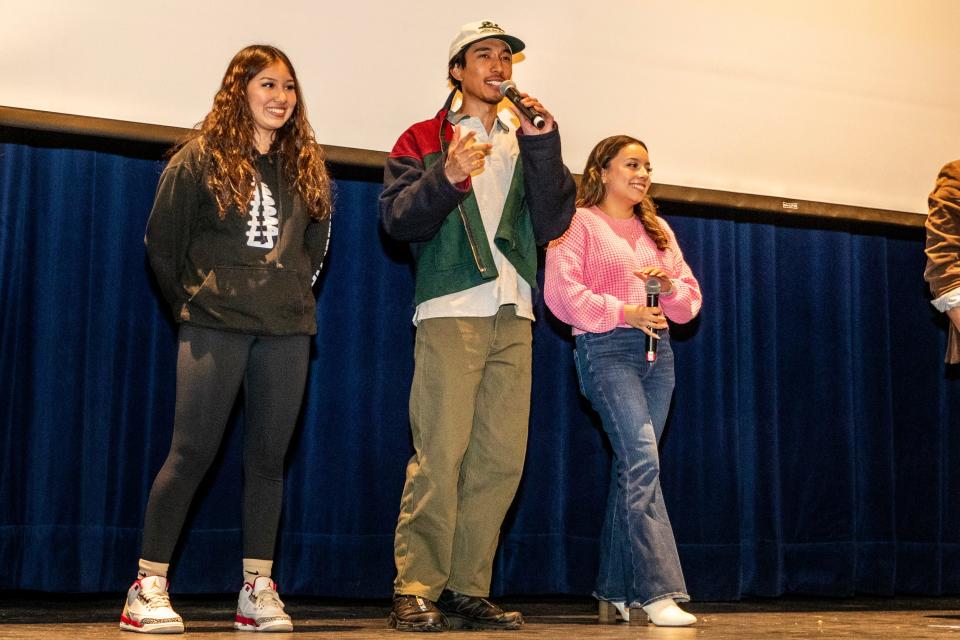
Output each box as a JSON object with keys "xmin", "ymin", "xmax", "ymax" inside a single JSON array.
[
  {"xmin": 645, "ymin": 278, "xmax": 661, "ymax": 294},
  {"xmin": 498, "ymin": 80, "xmax": 517, "ymax": 96}
]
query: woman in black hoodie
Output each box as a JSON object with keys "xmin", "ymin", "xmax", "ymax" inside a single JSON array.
[{"xmin": 120, "ymin": 44, "xmax": 332, "ymax": 635}]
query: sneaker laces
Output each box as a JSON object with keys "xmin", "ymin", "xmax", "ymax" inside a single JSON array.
[
  {"xmin": 142, "ymin": 588, "xmax": 173, "ymax": 610},
  {"xmin": 254, "ymin": 586, "xmax": 285, "ymax": 611}
]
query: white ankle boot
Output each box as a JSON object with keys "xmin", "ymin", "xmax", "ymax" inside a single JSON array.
[{"xmin": 641, "ymin": 598, "xmax": 696, "ymax": 626}]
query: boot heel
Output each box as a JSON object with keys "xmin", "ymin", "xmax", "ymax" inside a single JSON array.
[
  {"xmin": 628, "ymin": 606, "xmax": 647, "ymax": 626},
  {"xmin": 598, "ymin": 601, "xmax": 617, "ymax": 624}
]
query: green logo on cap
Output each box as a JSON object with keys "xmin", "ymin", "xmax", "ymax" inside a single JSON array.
[{"xmin": 478, "ymin": 21, "xmax": 504, "ymax": 34}]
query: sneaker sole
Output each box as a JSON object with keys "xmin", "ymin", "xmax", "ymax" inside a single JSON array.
[
  {"xmin": 234, "ymin": 618, "xmax": 293, "ymax": 632},
  {"xmin": 119, "ymin": 619, "xmax": 184, "ymax": 634}
]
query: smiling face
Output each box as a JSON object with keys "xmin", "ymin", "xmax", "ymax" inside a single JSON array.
[
  {"xmin": 601, "ymin": 143, "xmax": 653, "ymax": 209},
  {"xmin": 450, "ymin": 38, "xmax": 513, "ymax": 110},
  {"xmin": 246, "ymin": 60, "xmax": 297, "ymax": 152}
]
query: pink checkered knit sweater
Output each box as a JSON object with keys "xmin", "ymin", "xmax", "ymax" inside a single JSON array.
[{"xmin": 544, "ymin": 206, "xmax": 702, "ymax": 335}]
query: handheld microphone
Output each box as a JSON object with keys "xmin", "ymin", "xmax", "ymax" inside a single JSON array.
[
  {"xmin": 645, "ymin": 278, "xmax": 661, "ymax": 362},
  {"xmin": 498, "ymin": 80, "xmax": 546, "ymax": 130}
]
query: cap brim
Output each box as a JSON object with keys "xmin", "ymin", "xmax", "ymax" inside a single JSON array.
[
  {"xmin": 497, "ymin": 35, "xmax": 525, "ymax": 55},
  {"xmin": 452, "ymin": 34, "xmax": 526, "ymax": 61}
]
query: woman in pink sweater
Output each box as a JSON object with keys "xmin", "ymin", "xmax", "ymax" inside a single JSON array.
[{"xmin": 545, "ymin": 135, "xmax": 702, "ymax": 627}]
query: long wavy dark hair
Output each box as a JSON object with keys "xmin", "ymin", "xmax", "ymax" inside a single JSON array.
[
  {"xmin": 174, "ymin": 45, "xmax": 332, "ymax": 221},
  {"xmin": 577, "ymin": 135, "xmax": 668, "ymax": 250}
]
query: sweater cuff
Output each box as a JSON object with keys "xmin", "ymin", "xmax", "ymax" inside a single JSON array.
[
  {"xmin": 661, "ymin": 279, "xmax": 679, "ymax": 298},
  {"xmin": 618, "ymin": 303, "xmax": 625, "ymax": 325}
]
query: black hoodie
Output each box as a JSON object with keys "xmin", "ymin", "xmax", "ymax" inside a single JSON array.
[{"xmin": 145, "ymin": 138, "xmax": 330, "ymax": 336}]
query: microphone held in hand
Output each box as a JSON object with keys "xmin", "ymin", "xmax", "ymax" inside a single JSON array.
[
  {"xmin": 498, "ymin": 80, "xmax": 546, "ymax": 129},
  {"xmin": 645, "ymin": 278, "xmax": 661, "ymax": 362}
]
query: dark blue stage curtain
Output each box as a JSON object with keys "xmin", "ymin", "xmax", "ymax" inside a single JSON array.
[{"xmin": 1, "ymin": 139, "xmax": 959, "ymax": 599}]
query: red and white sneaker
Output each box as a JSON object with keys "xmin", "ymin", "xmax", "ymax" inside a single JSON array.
[
  {"xmin": 235, "ymin": 576, "xmax": 293, "ymax": 632},
  {"xmin": 119, "ymin": 575, "xmax": 184, "ymax": 634}
]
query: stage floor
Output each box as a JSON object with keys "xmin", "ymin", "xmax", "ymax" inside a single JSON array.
[{"xmin": 3, "ymin": 595, "xmax": 960, "ymax": 638}]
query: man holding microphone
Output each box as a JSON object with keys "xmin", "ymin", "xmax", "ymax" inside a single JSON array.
[{"xmin": 379, "ymin": 19, "xmax": 575, "ymax": 632}]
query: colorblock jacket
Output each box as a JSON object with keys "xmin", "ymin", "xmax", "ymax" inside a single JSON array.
[{"xmin": 379, "ymin": 94, "xmax": 576, "ymax": 306}]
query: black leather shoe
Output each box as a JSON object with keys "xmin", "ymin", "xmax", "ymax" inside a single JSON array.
[
  {"xmin": 388, "ymin": 594, "xmax": 449, "ymax": 632},
  {"xmin": 436, "ymin": 589, "xmax": 523, "ymax": 630}
]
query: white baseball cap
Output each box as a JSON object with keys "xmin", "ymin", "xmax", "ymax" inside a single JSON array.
[{"xmin": 448, "ymin": 20, "xmax": 525, "ymax": 62}]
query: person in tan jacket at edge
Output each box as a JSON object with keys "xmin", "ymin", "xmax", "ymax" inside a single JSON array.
[{"xmin": 925, "ymin": 160, "xmax": 960, "ymax": 365}]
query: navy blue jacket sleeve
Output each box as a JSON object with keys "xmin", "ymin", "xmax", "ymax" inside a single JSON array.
[{"xmin": 518, "ymin": 125, "xmax": 576, "ymax": 245}]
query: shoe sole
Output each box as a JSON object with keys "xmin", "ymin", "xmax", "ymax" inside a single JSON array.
[
  {"xmin": 234, "ymin": 623, "xmax": 294, "ymax": 632},
  {"xmin": 647, "ymin": 618, "xmax": 697, "ymax": 627},
  {"xmin": 388, "ymin": 612, "xmax": 448, "ymax": 632},
  {"xmin": 445, "ymin": 613, "xmax": 524, "ymax": 631},
  {"xmin": 235, "ymin": 618, "xmax": 293, "ymax": 632},
  {"xmin": 119, "ymin": 620, "xmax": 184, "ymax": 634}
]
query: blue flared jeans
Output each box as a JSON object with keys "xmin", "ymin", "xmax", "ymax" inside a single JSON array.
[{"xmin": 574, "ymin": 328, "xmax": 689, "ymax": 607}]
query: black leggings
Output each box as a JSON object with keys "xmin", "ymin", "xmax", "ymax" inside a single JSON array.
[{"xmin": 141, "ymin": 324, "xmax": 310, "ymax": 563}]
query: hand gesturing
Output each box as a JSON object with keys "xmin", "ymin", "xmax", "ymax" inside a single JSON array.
[{"xmin": 444, "ymin": 125, "xmax": 492, "ymax": 184}]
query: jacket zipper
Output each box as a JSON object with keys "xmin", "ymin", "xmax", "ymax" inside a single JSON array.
[
  {"xmin": 441, "ymin": 117, "xmax": 488, "ymax": 275},
  {"xmin": 457, "ymin": 202, "xmax": 487, "ymax": 275}
]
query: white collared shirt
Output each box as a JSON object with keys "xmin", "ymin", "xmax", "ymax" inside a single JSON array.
[{"xmin": 413, "ymin": 108, "xmax": 534, "ymax": 325}]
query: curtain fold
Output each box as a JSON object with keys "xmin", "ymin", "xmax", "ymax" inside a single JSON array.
[{"xmin": 2, "ymin": 140, "xmax": 959, "ymax": 599}]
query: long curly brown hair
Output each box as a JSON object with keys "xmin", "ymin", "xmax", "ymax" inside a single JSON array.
[
  {"xmin": 176, "ymin": 45, "xmax": 332, "ymax": 221},
  {"xmin": 577, "ymin": 135, "xmax": 668, "ymax": 250}
]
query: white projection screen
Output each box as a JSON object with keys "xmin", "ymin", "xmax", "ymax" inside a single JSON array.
[{"xmin": 2, "ymin": 0, "xmax": 958, "ymax": 217}]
